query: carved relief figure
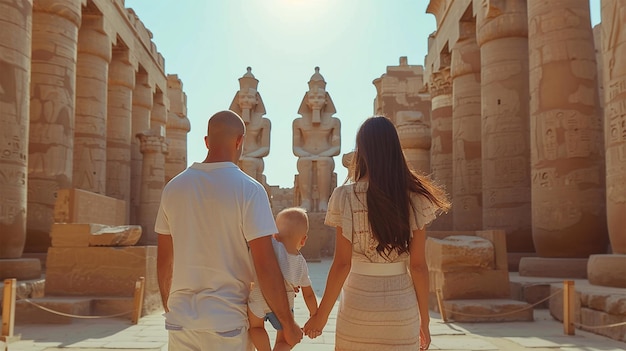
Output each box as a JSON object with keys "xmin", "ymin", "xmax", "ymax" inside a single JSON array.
[
  {"xmin": 229, "ymin": 67, "xmax": 270, "ymax": 184},
  {"xmin": 293, "ymin": 67, "xmax": 341, "ymax": 212}
]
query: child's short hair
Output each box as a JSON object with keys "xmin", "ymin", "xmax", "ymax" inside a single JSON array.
[{"xmin": 276, "ymin": 207, "xmax": 309, "ymax": 236}]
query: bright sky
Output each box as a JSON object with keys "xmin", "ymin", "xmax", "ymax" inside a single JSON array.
[{"xmin": 126, "ymin": 0, "xmax": 602, "ymax": 188}]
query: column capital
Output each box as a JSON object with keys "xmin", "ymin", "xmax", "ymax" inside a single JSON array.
[
  {"xmin": 77, "ymin": 16, "xmax": 111, "ymax": 63},
  {"xmin": 429, "ymin": 68, "xmax": 452, "ymax": 97},
  {"xmin": 33, "ymin": 0, "xmax": 81, "ymax": 26},
  {"xmin": 138, "ymin": 128, "xmax": 168, "ymax": 155},
  {"xmin": 476, "ymin": 1, "xmax": 528, "ymax": 47}
]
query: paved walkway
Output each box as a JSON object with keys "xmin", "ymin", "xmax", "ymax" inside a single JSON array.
[{"xmin": 6, "ymin": 259, "xmax": 626, "ymax": 351}]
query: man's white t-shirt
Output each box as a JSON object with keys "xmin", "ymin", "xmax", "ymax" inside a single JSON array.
[{"xmin": 155, "ymin": 162, "xmax": 277, "ymax": 332}]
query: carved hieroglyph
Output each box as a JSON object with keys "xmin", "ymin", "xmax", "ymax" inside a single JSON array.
[
  {"xmin": 74, "ymin": 12, "xmax": 111, "ymax": 195},
  {"xmin": 451, "ymin": 23, "xmax": 483, "ymax": 231},
  {"xmin": 429, "ymin": 68, "xmax": 454, "ymax": 231},
  {"xmin": 477, "ymin": 0, "xmax": 533, "ymax": 252},
  {"xmin": 373, "ymin": 57, "xmax": 432, "ymax": 174},
  {"xmin": 0, "ymin": 0, "xmax": 32, "ymax": 258},
  {"xmin": 229, "ymin": 67, "xmax": 270, "ymax": 185},
  {"xmin": 293, "ymin": 67, "xmax": 341, "ymax": 212},
  {"xmin": 165, "ymin": 74, "xmax": 190, "ymax": 184},
  {"xmin": 601, "ymin": 0, "xmax": 626, "ymax": 254},
  {"xmin": 27, "ymin": 0, "xmax": 82, "ymax": 251},
  {"xmin": 528, "ymin": 0, "xmax": 608, "ymax": 258}
]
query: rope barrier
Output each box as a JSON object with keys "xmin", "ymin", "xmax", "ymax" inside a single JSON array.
[
  {"xmin": 439, "ymin": 281, "xmax": 626, "ymax": 332},
  {"xmin": 443, "ymin": 289, "xmax": 562, "ymax": 318},
  {"xmin": 16, "ymin": 296, "xmax": 133, "ymax": 319},
  {"xmin": 574, "ymin": 321, "xmax": 626, "ymax": 330}
]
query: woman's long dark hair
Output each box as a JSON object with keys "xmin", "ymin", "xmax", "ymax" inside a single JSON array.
[{"xmin": 349, "ymin": 116, "xmax": 450, "ymax": 258}]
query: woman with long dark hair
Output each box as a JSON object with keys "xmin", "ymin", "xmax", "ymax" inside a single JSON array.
[{"xmin": 303, "ymin": 116, "xmax": 450, "ymax": 350}]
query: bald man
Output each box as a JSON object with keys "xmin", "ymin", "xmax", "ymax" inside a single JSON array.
[{"xmin": 156, "ymin": 110, "xmax": 303, "ymax": 350}]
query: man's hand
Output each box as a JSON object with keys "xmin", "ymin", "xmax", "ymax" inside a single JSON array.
[{"xmin": 282, "ymin": 321, "xmax": 304, "ymax": 346}]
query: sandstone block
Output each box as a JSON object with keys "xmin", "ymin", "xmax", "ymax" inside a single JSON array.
[
  {"xmin": 0, "ymin": 258, "xmax": 41, "ymax": 280},
  {"xmin": 587, "ymin": 254, "xmax": 626, "ymax": 288},
  {"xmin": 580, "ymin": 307, "xmax": 626, "ymax": 342},
  {"xmin": 50, "ymin": 223, "xmax": 141, "ymax": 247},
  {"xmin": 45, "ymin": 246, "xmax": 158, "ymax": 299},
  {"xmin": 431, "ymin": 269, "xmax": 510, "ymax": 300},
  {"xmin": 426, "ymin": 235, "xmax": 494, "ymax": 271},
  {"xmin": 519, "ymin": 257, "xmax": 588, "ymax": 279},
  {"xmin": 444, "ymin": 299, "xmax": 534, "ymax": 322},
  {"xmin": 54, "ymin": 188, "xmax": 126, "ymax": 226},
  {"xmin": 15, "ymin": 297, "xmax": 92, "ymax": 324}
]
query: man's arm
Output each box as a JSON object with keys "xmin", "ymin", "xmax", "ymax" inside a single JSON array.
[
  {"xmin": 249, "ymin": 235, "xmax": 302, "ymax": 346},
  {"xmin": 157, "ymin": 234, "xmax": 173, "ymax": 312}
]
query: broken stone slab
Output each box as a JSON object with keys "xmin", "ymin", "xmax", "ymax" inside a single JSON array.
[{"xmin": 50, "ymin": 223, "xmax": 141, "ymax": 247}]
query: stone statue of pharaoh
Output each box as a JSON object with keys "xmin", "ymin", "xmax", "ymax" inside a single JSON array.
[
  {"xmin": 229, "ymin": 67, "xmax": 271, "ymax": 184},
  {"xmin": 293, "ymin": 67, "xmax": 341, "ymax": 212}
]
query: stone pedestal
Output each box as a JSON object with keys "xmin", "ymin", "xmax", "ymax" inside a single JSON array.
[
  {"xmin": 165, "ymin": 74, "xmax": 190, "ymax": 183},
  {"xmin": 518, "ymin": 257, "xmax": 588, "ymax": 279},
  {"xmin": 528, "ymin": 0, "xmax": 608, "ymax": 258},
  {"xmin": 137, "ymin": 130, "xmax": 167, "ymax": 245},
  {"xmin": 106, "ymin": 47, "xmax": 135, "ymax": 221},
  {"xmin": 26, "ymin": 0, "xmax": 82, "ymax": 253},
  {"xmin": 477, "ymin": 1, "xmax": 533, "ymax": 253},
  {"xmin": 299, "ymin": 212, "xmax": 333, "ymax": 262},
  {"xmin": 601, "ymin": 0, "xmax": 626, "ymax": 255},
  {"xmin": 0, "ymin": 0, "xmax": 32, "ymax": 258},
  {"xmin": 451, "ymin": 26, "xmax": 482, "ymax": 231},
  {"xmin": 73, "ymin": 14, "xmax": 111, "ymax": 194},
  {"xmin": 427, "ymin": 232, "xmax": 509, "ymax": 301},
  {"xmin": 428, "ymin": 68, "xmax": 453, "ymax": 230},
  {"xmin": 587, "ymin": 254, "xmax": 626, "ymax": 288},
  {"xmin": 549, "ymin": 279, "xmax": 626, "ymax": 342}
]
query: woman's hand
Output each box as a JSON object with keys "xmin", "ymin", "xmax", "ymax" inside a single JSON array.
[
  {"xmin": 303, "ymin": 313, "xmax": 326, "ymax": 339},
  {"xmin": 420, "ymin": 324, "xmax": 431, "ymax": 350}
]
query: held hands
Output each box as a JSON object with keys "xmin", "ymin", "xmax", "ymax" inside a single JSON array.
[{"xmin": 303, "ymin": 313, "xmax": 326, "ymax": 339}]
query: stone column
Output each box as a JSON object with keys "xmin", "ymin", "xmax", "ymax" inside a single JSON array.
[
  {"xmin": 130, "ymin": 71, "xmax": 152, "ymax": 225},
  {"xmin": 451, "ymin": 24, "xmax": 483, "ymax": 231},
  {"xmin": 165, "ymin": 74, "xmax": 190, "ymax": 183},
  {"xmin": 601, "ymin": 0, "xmax": 626, "ymax": 255},
  {"xmin": 106, "ymin": 46, "xmax": 135, "ymax": 222},
  {"xmin": 477, "ymin": 1, "xmax": 533, "ymax": 253},
  {"xmin": 528, "ymin": 0, "xmax": 607, "ymax": 257},
  {"xmin": 0, "ymin": 0, "xmax": 32, "ymax": 258},
  {"xmin": 137, "ymin": 130, "xmax": 167, "ymax": 245},
  {"xmin": 73, "ymin": 14, "xmax": 111, "ymax": 194},
  {"xmin": 27, "ymin": 0, "xmax": 81, "ymax": 252},
  {"xmin": 428, "ymin": 68, "xmax": 454, "ymax": 230}
]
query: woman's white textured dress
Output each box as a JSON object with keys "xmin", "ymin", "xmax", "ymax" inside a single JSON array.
[{"xmin": 325, "ymin": 182, "xmax": 436, "ymax": 351}]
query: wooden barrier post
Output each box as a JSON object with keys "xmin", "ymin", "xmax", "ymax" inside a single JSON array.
[
  {"xmin": 131, "ymin": 277, "xmax": 146, "ymax": 325},
  {"xmin": 436, "ymin": 288, "xmax": 448, "ymax": 322},
  {"xmin": 1, "ymin": 279, "xmax": 16, "ymax": 339},
  {"xmin": 563, "ymin": 280, "xmax": 575, "ymax": 335}
]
